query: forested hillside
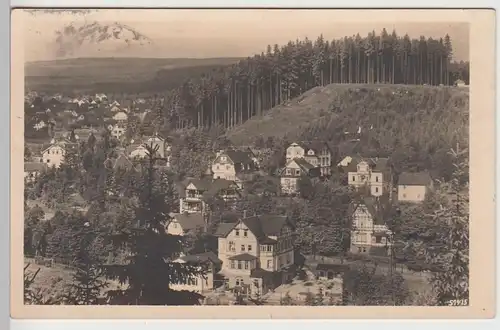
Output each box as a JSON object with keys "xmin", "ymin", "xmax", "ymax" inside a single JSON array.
[
  {"xmin": 159, "ymin": 29, "xmax": 469, "ymax": 130},
  {"xmin": 225, "ymin": 83, "xmax": 468, "ymax": 182}
]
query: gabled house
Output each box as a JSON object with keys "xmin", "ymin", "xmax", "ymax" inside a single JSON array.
[
  {"xmin": 211, "ymin": 149, "xmax": 258, "ymax": 188},
  {"xmin": 397, "ymin": 171, "xmax": 433, "ymax": 203},
  {"xmin": 349, "ymin": 196, "xmax": 392, "ymax": 255},
  {"xmin": 113, "ymin": 111, "xmax": 128, "ymax": 123},
  {"xmin": 24, "ymin": 162, "xmax": 48, "ymax": 183},
  {"xmin": 170, "ymin": 251, "xmax": 222, "ymax": 294},
  {"xmin": 41, "ymin": 139, "xmax": 76, "ymax": 168},
  {"xmin": 165, "ymin": 212, "xmax": 207, "ymax": 236},
  {"xmin": 104, "ymin": 154, "xmax": 136, "ymax": 172},
  {"xmin": 286, "ymin": 141, "xmax": 333, "ymax": 177},
  {"xmin": 214, "ymin": 214, "xmax": 296, "ymax": 297},
  {"xmin": 111, "ymin": 124, "xmax": 126, "ymax": 140},
  {"xmin": 339, "ymin": 156, "xmax": 392, "ymax": 197},
  {"xmin": 278, "ymin": 158, "xmax": 321, "ymax": 195},
  {"xmin": 177, "ymin": 178, "xmax": 240, "ymax": 214}
]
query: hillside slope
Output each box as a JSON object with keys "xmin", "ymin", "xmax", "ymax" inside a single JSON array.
[
  {"xmin": 227, "ymin": 83, "xmax": 469, "ymax": 180},
  {"xmin": 25, "ymin": 57, "xmax": 241, "ymax": 94}
]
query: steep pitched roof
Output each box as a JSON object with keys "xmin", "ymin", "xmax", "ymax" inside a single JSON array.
[
  {"xmin": 206, "ymin": 179, "xmax": 239, "ymax": 197},
  {"xmin": 214, "ymin": 215, "xmax": 291, "ymax": 244},
  {"xmin": 398, "ymin": 171, "xmax": 432, "ymax": 186},
  {"xmin": 186, "ymin": 178, "xmax": 213, "ymax": 191},
  {"xmin": 349, "ymin": 196, "xmax": 389, "ymax": 226},
  {"xmin": 174, "ymin": 212, "xmax": 205, "ymax": 232},
  {"xmin": 225, "ymin": 150, "xmax": 254, "ymax": 165}
]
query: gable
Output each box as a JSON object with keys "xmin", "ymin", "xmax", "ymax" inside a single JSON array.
[
  {"xmin": 186, "ymin": 183, "xmax": 197, "ymax": 190},
  {"xmin": 353, "ymin": 206, "xmax": 372, "ymax": 220},
  {"xmin": 214, "ymin": 154, "xmax": 234, "ymax": 165},
  {"xmin": 286, "ymin": 160, "xmax": 301, "ymax": 169}
]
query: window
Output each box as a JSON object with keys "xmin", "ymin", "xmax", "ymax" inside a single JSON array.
[
  {"xmin": 241, "ymin": 245, "xmax": 245, "ymax": 252},
  {"xmin": 46, "ymin": 159, "xmax": 50, "ymax": 163},
  {"xmin": 295, "ymin": 169, "xmax": 300, "ymax": 176},
  {"xmin": 230, "ymin": 260, "xmax": 235, "ymax": 269},
  {"xmin": 286, "ymin": 254, "xmax": 290, "ymax": 264},
  {"xmin": 243, "ymin": 230, "xmax": 248, "ymax": 237},
  {"xmin": 375, "ymin": 187, "xmax": 379, "ymax": 193},
  {"xmin": 267, "ymin": 245, "xmax": 272, "ymax": 252},
  {"xmin": 286, "ymin": 169, "xmax": 291, "ymax": 175},
  {"xmin": 221, "ymin": 156, "xmax": 226, "ymax": 161},
  {"xmin": 267, "ymin": 260, "xmax": 272, "ymax": 269},
  {"xmin": 173, "ymin": 223, "xmax": 177, "ymax": 228},
  {"xmin": 237, "ymin": 261, "xmax": 242, "ymax": 269},
  {"xmin": 381, "ymin": 237, "xmax": 387, "ymax": 244},
  {"xmin": 228, "ymin": 241, "xmax": 235, "ymax": 252},
  {"xmin": 244, "ymin": 261, "xmax": 249, "ymax": 270},
  {"xmin": 248, "ymin": 245, "xmax": 252, "ymax": 251},
  {"xmin": 352, "ymin": 176, "xmax": 355, "ymax": 182},
  {"xmin": 260, "ymin": 246, "xmax": 266, "ymax": 252},
  {"xmin": 375, "ymin": 176, "xmax": 379, "ymax": 182},
  {"xmin": 216, "ymin": 165, "xmax": 220, "ymax": 170},
  {"xmin": 235, "ymin": 230, "xmax": 240, "ymax": 236}
]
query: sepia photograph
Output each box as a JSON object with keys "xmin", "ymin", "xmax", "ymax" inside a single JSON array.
[{"xmin": 10, "ymin": 8, "xmax": 495, "ymax": 319}]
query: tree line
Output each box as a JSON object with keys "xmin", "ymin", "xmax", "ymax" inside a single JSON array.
[{"xmin": 154, "ymin": 29, "xmax": 468, "ymax": 131}]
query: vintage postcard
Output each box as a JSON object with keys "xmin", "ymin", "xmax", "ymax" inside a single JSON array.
[{"xmin": 10, "ymin": 8, "xmax": 495, "ymax": 319}]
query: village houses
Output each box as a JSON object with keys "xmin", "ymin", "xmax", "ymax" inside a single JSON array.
[
  {"xmin": 214, "ymin": 213, "xmax": 296, "ymax": 298},
  {"xmin": 278, "ymin": 158, "xmax": 321, "ymax": 195},
  {"xmin": 397, "ymin": 171, "xmax": 434, "ymax": 203},
  {"xmin": 285, "ymin": 141, "xmax": 333, "ymax": 177},
  {"xmin": 338, "ymin": 156, "xmax": 392, "ymax": 197},
  {"xmin": 349, "ymin": 196, "xmax": 393, "ymax": 255},
  {"xmin": 211, "ymin": 149, "xmax": 259, "ymax": 188},
  {"xmin": 24, "ymin": 162, "xmax": 48, "ymax": 183}
]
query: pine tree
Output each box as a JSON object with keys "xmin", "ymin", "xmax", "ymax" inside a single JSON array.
[
  {"xmin": 103, "ymin": 143, "xmax": 205, "ymax": 305},
  {"xmin": 63, "ymin": 221, "xmax": 108, "ymax": 305},
  {"xmin": 304, "ymin": 290, "xmax": 315, "ymax": 306},
  {"xmin": 424, "ymin": 145, "xmax": 469, "ymax": 305}
]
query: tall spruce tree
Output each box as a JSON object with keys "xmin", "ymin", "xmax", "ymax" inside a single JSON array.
[{"xmin": 103, "ymin": 143, "xmax": 205, "ymax": 305}]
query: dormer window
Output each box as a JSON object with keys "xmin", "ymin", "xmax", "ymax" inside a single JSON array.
[
  {"xmin": 221, "ymin": 156, "xmax": 226, "ymax": 161},
  {"xmin": 235, "ymin": 230, "xmax": 240, "ymax": 236}
]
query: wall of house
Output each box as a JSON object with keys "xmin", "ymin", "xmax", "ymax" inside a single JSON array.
[
  {"xmin": 219, "ymin": 222, "xmax": 259, "ymax": 272},
  {"xmin": 42, "ymin": 146, "xmax": 65, "ymax": 168},
  {"xmin": 165, "ymin": 220, "xmax": 184, "ymax": 236},
  {"xmin": 286, "ymin": 144, "xmax": 305, "ymax": 161},
  {"xmin": 170, "ymin": 262, "xmax": 214, "ymax": 293},
  {"xmin": 350, "ymin": 206, "xmax": 374, "ymax": 253},
  {"xmin": 212, "ymin": 155, "xmax": 236, "ymax": 180},
  {"xmin": 398, "ymin": 184, "xmax": 427, "ymax": 202},
  {"xmin": 24, "ymin": 171, "xmax": 41, "ymax": 183}
]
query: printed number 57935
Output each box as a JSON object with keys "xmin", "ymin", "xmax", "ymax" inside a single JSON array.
[{"xmin": 447, "ymin": 299, "xmax": 468, "ymax": 306}]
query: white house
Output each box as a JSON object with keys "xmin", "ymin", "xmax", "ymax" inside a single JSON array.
[
  {"xmin": 397, "ymin": 171, "xmax": 433, "ymax": 203},
  {"xmin": 214, "ymin": 214, "xmax": 295, "ymax": 297},
  {"xmin": 41, "ymin": 141, "xmax": 73, "ymax": 168},
  {"xmin": 339, "ymin": 156, "xmax": 392, "ymax": 197},
  {"xmin": 170, "ymin": 252, "xmax": 221, "ymax": 294},
  {"xmin": 211, "ymin": 149, "xmax": 257, "ymax": 188},
  {"xmin": 278, "ymin": 158, "xmax": 320, "ymax": 195},
  {"xmin": 285, "ymin": 141, "xmax": 332, "ymax": 177},
  {"xmin": 113, "ymin": 111, "xmax": 128, "ymax": 123},
  {"xmin": 349, "ymin": 196, "xmax": 392, "ymax": 255},
  {"xmin": 165, "ymin": 212, "xmax": 206, "ymax": 236}
]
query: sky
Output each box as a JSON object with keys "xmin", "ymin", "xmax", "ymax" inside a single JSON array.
[{"xmin": 21, "ymin": 9, "xmax": 470, "ymax": 63}]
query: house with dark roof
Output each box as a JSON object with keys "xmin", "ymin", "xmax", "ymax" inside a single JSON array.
[
  {"xmin": 349, "ymin": 196, "xmax": 392, "ymax": 255},
  {"xmin": 397, "ymin": 171, "xmax": 433, "ymax": 203},
  {"xmin": 339, "ymin": 156, "xmax": 392, "ymax": 197},
  {"xmin": 214, "ymin": 213, "xmax": 296, "ymax": 298},
  {"xmin": 177, "ymin": 177, "xmax": 240, "ymax": 214},
  {"xmin": 211, "ymin": 149, "xmax": 258, "ymax": 188},
  {"xmin": 278, "ymin": 158, "xmax": 321, "ymax": 195},
  {"xmin": 24, "ymin": 162, "xmax": 48, "ymax": 183},
  {"xmin": 170, "ymin": 251, "xmax": 222, "ymax": 294},
  {"xmin": 285, "ymin": 141, "xmax": 333, "ymax": 177},
  {"xmin": 166, "ymin": 212, "xmax": 207, "ymax": 236}
]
